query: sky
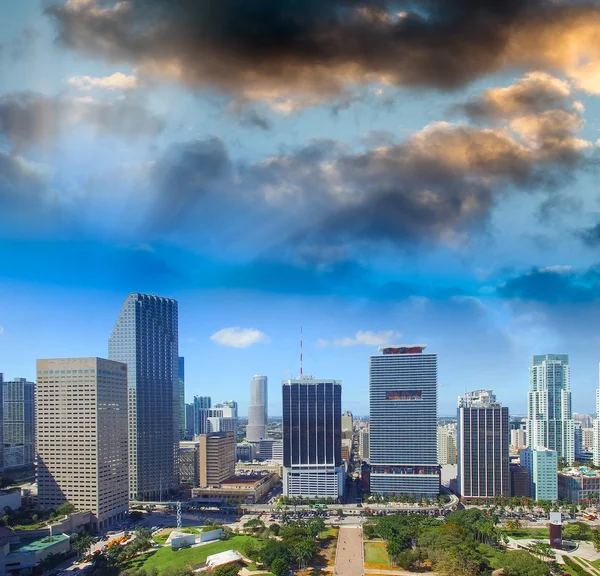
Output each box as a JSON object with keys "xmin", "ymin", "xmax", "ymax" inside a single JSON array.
[{"xmin": 2, "ymin": 0, "xmax": 600, "ymax": 417}]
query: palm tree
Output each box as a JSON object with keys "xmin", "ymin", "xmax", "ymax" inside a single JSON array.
[{"xmin": 73, "ymin": 532, "xmax": 93, "ymax": 558}]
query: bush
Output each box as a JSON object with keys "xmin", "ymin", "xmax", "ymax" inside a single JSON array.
[{"xmin": 563, "ymin": 557, "xmax": 588, "ymax": 576}]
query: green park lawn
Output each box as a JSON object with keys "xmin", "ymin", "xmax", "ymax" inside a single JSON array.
[
  {"xmin": 364, "ymin": 541, "xmax": 392, "ymax": 569},
  {"xmin": 504, "ymin": 527, "xmax": 549, "ymax": 540},
  {"xmin": 124, "ymin": 535, "xmax": 257, "ymax": 572}
]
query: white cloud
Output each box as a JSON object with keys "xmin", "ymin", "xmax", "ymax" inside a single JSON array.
[
  {"xmin": 0, "ymin": 326, "xmax": 4, "ymax": 335},
  {"xmin": 539, "ymin": 265, "xmax": 572, "ymax": 274},
  {"xmin": 210, "ymin": 327, "xmax": 270, "ymax": 348},
  {"xmin": 68, "ymin": 72, "xmax": 137, "ymax": 91},
  {"xmin": 318, "ymin": 329, "xmax": 401, "ymax": 347}
]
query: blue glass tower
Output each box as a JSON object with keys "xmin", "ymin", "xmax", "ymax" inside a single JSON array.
[{"xmin": 109, "ymin": 293, "xmax": 179, "ymax": 501}]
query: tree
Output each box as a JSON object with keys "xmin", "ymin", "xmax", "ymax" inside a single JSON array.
[
  {"xmin": 307, "ymin": 517, "xmax": 325, "ymax": 538},
  {"xmin": 436, "ymin": 545, "xmax": 486, "ymax": 576},
  {"xmin": 292, "ymin": 539, "xmax": 318, "ymax": 569},
  {"xmin": 500, "ymin": 550, "xmax": 549, "ymax": 576},
  {"xmin": 271, "ymin": 557, "xmax": 289, "ymax": 576},
  {"xmin": 563, "ymin": 521, "xmax": 591, "ymax": 540},
  {"xmin": 72, "ymin": 532, "xmax": 93, "ymax": 557},
  {"xmin": 54, "ymin": 503, "xmax": 75, "ymax": 517},
  {"xmin": 162, "ymin": 568, "xmax": 194, "ymax": 576},
  {"xmin": 213, "ymin": 564, "xmax": 241, "ymax": 576},
  {"xmin": 591, "ymin": 528, "xmax": 600, "ymax": 551}
]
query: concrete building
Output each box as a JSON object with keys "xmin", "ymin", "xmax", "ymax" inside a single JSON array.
[
  {"xmin": 558, "ymin": 467, "xmax": 600, "ymax": 503},
  {"xmin": 583, "ymin": 428, "xmax": 594, "ymax": 452},
  {"xmin": 527, "ymin": 354, "xmax": 575, "ymax": 465},
  {"xmin": 36, "ymin": 358, "xmax": 129, "ymax": 529},
  {"xmin": 341, "ymin": 439, "xmax": 352, "ymax": 461},
  {"xmin": 5, "ymin": 534, "xmax": 70, "ymax": 573},
  {"xmin": 521, "ymin": 448, "xmax": 558, "ymax": 502},
  {"xmin": 511, "ymin": 428, "xmax": 527, "ymax": 450},
  {"xmin": 0, "ymin": 374, "xmax": 3, "ymax": 472},
  {"xmin": 369, "ymin": 345, "xmax": 439, "ymax": 498},
  {"xmin": 510, "ymin": 464, "xmax": 531, "ymax": 498},
  {"xmin": 185, "ymin": 403, "xmax": 195, "ymax": 440},
  {"xmin": 342, "ymin": 411, "xmax": 353, "ymax": 440},
  {"xmin": 282, "ymin": 376, "xmax": 344, "ymax": 499},
  {"xmin": 247, "ymin": 375, "xmax": 268, "ymax": 442},
  {"xmin": 199, "ymin": 433, "xmax": 235, "ymax": 487},
  {"xmin": 257, "ymin": 439, "xmax": 276, "ymax": 460},
  {"xmin": 437, "ymin": 426, "xmax": 457, "ymax": 465},
  {"xmin": 216, "ymin": 400, "xmax": 238, "ymax": 418},
  {"xmin": 191, "ymin": 472, "xmax": 278, "ymax": 504},
  {"xmin": 236, "ymin": 443, "xmax": 255, "ymax": 462},
  {"xmin": 359, "ymin": 430, "xmax": 370, "ymax": 462},
  {"xmin": 109, "ymin": 293, "xmax": 179, "ymax": 501},
  {"xmin": 458, "ymin": 390, "xmax": 510, "ymax": 500},
  {"xmin": 206, "ymin": 416, "xmax": 237, "ymax": 434},
  {"xmin": 178, "ymin": 357, "xmax": 185, "ymax": 440},
  {"xmin": 595, "ymin": 372, "xmax": 600, "ymax": 467},
  {"xmin": 179, "ymin": 441, "xmax": 199, "ymax": 487},
  {"xmin": 3, "ymin": 378, "xmax": 35, "ymax": 470},
  {"xmin": 271, "ymin": 440, "xmax": 283, "ymax": 464},
  {"xmin": 574, "ymin": 413, "xmax": 593, "ymax": 429}
]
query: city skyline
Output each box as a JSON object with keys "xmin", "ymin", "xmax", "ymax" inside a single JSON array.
[{"xmin": 3, "ymin": 1, "xmax": 600, "ymax": 420}]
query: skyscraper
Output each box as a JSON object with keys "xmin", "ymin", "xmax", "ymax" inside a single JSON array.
[
  {"xmin": 0, "ymin": 373, "xmax": 3, "ymax": 473},
  {"xmin": 369, "ymin": 345, "xmax": 439, "ymax": 497},
  {"xmin": 108, "ymin": 293, "xmax": 179, "ymax": 501},
  {"xmin": 36, "ymin": 358, "xmax": 128, "ymax": 529},
  {"xmin": 247, "ymin": 375, "xmax": 268, "ymax": 442},
  {"xmin": 342, "ymin": 411, "xmax": 353, "ymax": 440},
  {"xmin": 178, "ymin": 357, "xmax": 185, "ymax": 440},
  {"xmin": 193, "ymin": 396, "xmax": 211, "ymax": 436},
  {"xmin": 185, "ymin": 403, "xmax": 195, "ymax": 440},
  {"xmin": 457, "ymin": 390, "xmax": 510, "ymax": 500},
  {"xmin": 594, "ymin": 366, "xmax": 600, "ymax": 467},
  {"xmin": 3, "ymin": 377, "xmax": 35, "ymax": 469},
  {"xmin": 521, "ymin": 448, "xmax": 558, "ymax": 502},
  {"xmin": 437, "ymin": 426, "xmax": 457, "ymax": 465},
  {"xmin": 527, "ymin": 354, "xmax": 575, "ymax": 465},
  {"xmin": 282, "ymin": 376, "xmax": 343, "ymax": 498}
]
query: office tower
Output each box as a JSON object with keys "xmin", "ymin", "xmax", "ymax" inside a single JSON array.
[
  {"xmin": 521, "ymin": 448, "xmax": 558, "ymax": 502},
  {"xmin": 206, "ymin": 416, "xmax": 237, "ymax": 434},
  {"xmin": 198, "ymin": 432, "xmax": 235, "ymax": 487},
  {"xmin": 574, "ymin": 413, "xmax": 593, "ymax": 429},
  {"xmin": 185, "ymin": 403, "xmax": 195, "ymax": 440},
  {"xmin": 510, "ymin": 464, "xmax": 531, "ymax": 498},
  {"xmin": 583, "ymin": 428, "xmax": 594, "ymax": 452},
  {"xmin": 179, "ymin": 441, "xmax": 199, "ymax": 487},
  {"xmin": 258, "ymin": 438, "xmax": 276, "ymax": 460},
  {"xmin": 437, "ymin": 426, "xmax": 457, "ymax": 465},
  {"xmin": 0, "ymin": 373, "xmax": 3, "ymax": 472},
  {"xmin": 282, "ymin": 376, "xmax": 343, "ymax": 498},
  {"xmin": 178, "ymin": 357, "xmax": 185, "ymax": 440},
  {"xmin": 36, "ymin": 358, "xmax": 128, "ymax": 529},
  {"xmin": 3, "ymin": 378, "xmax": 35, "ymax": 469},
  {"xmin": 457, "ymin": 390, "xmax": 510, "ymax": 500},
  {"xmin": 359, "ymin": 430, "xmax": 370, "ymax": 462},
  {"xmin": 272, "ymin": 440, "xmax": 283, "ymax": 464},
  {"xmin": 217, "ymin": 400, "xmax": 238, "ymax": 418},
  {"xmin": 341, "ymin": 439, "xmax": 352, "ymax": 461},
  {"xmin": 214, "ymin": 401, "xmax": 238, "ymax": 433},
  {"xmin": 369, "ymin": 345, "xmax": 439, "ymax": 497},
  {"xmin": 342, "ymin": 411, "xmax": 353, "ymax": 440},
  {"xmin": 247, "ymin": 375, "xmax": 268, "ymax": 442},
  {"xmin": 527, "ymin": 354, "xmax": 575, "ymax": 465},
  {"xmin": 511, "ymin": 428, "xmax": 527, "ymax": 450},
  {"xmin": 108, "ymin": 292, "xmax": 179, "ymax": 501},
  {"xmin": 594, "ymin": 372, "xmax": 600, "ymax": 467},
  {"xmin": 193, "ymin": 396, "xmax": 212, "ymax": 436}
]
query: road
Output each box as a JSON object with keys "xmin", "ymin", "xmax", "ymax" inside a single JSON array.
[{"xmin": 334, "ymin": 526, "xmax": 364, "ymax": 576}]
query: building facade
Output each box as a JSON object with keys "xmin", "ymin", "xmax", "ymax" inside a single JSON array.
[
  {"xmin": 342, "ymin": 411, "xmax": 353, "ymax": 440},
  {"xmin": 199, "ymin": 433, "xmax": 235, "ymax": 487},
  {"xmin": 527, "ymin": 354, "xmax": 575, "ymax": 465},
  {"xmin": 236, "ymin": 442, "xmax": 256, "ymax": 462},
  {"xmin": 3, "ymin": 377, "xmax": 35, "ymax": 470},
  {"xmin": 108, "ymin": 293, "xmax": 179, "ymax": 501},
  {"xmin": 437, "ymin": 426, "xmax": 457, "ymax": 465},
  {"xmin": 369, "ymin": 345, "xmax": 439, "ymax": 497},
  {"xmin": 359, "ymin": 430, "xmax": 370, "ymax": 462},
  {"xmin": 193, "ymin": 396, "xmax": 212, "ymax": 436},
  {"xmin": 510, "ymin": 464, "xmax": 531, "ymax": 498},
  {"xmin": 511, "ymin": 428, "xmax": 527, "ymax": 450},
  {"xmin": 521, "ymin": 448, "xmax": 558, "ymax": 502},
  {"xmin": 282, "ymin": 376, "xmax": 344, "ymax": 499},
  {"xmin": 457, "ymin": 390, "xmax": 510, "ymax": 500},
  {"xmin": 594, "ymin": 372, "xmax": 600, "ymax": 467},
  {"xmin": 36, "ymin": 358, "xmax": 129, "ymax": 529},
  {"xmin": 179, "ymin": 441, "xmax": 199, "ymax": 487},
  {"xmin": 178, "ymin": 357, "xmax": 185, "ymax": 440},
  {"xmin": 247, "ymin": 375, "xmax": 268, "ymax": 442},
  {"xmin": 185, "ymin": 403, "xmax": 195, "ymax": 440}
]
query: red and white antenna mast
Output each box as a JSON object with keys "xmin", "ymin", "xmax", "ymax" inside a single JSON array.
[{"xmin": 300, "ymin": 326, "xmax": 303, "ymax": 376}]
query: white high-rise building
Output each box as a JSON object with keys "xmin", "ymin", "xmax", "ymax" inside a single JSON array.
[
  {"xmin": 511, "ymin": 428, "xmax": 527, "ymax": 450},
  {"xmin": 594, "ymin": 367, "xmax": 600, "ymax": 467},
  {"xmin": 36, "ymin": 358, "xmax": 129, "ymax": 530},
  {"xmin": 527, "ymin": 354, "xmax": 575, "ymax": 465},
  {"xmin": 437, "ymin": 426, "xmax": 457, "ymax": 465},
  {"xmin": 247, "ymin": 375, "xmax": 268, "ymax": 442}
]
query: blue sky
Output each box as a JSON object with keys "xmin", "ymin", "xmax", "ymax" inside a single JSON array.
[{"xmin": 2, "ymin": 0, "xmax": 600, "ymax": 416}]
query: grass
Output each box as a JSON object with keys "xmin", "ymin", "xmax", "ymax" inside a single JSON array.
[
  {"xmin": 123, "ymin": 535, "xmax": 256, "ymax": 572},
  {"xmin": 364, "ymin": 541, "xmax": 392, "ymax": 570},
  {"xmin": 574, "ymin": 556, "xmax": 600, "ymax": 576},
  {"xmin": 151, "ymin": 526, "xmax": 207, "ymax": 545},
  {"xmin": 503, "ymin": 527, "xmax": 549, "ymax": 540},
  {"xmin": 318, "ymin": 527, "xmax": 338, "ymax": 567}
]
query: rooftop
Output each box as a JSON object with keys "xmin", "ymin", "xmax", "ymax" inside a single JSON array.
[
  {"xmin": 15, "ymin": 534, "xmax": 69, "ymax": 553},
  {"xmin": 206, "ymin": 550, "xmax": 241, "ymax": 568},
  {"xmin": 378, "ymin": 345, "xmax": 427, "ymax": 355},
  {"xmin": 559, "ymin": 467, "xmax": 600, "ymax": 477}
]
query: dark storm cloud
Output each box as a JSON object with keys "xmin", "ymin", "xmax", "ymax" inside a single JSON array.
[
  {"xmin": 45, "ymin": 0, "xmax": 600, "ymax": 108},
  {"xmin": 0, "ymin": 91, "xmax": 164, "ymax": 149},
  {"xmin": 576, "ymin": 222, "xmax": 600, "ymax": 247},
  {"xmin": 498, "ymin": 266, "xmax": 600, "ymax": 303}
]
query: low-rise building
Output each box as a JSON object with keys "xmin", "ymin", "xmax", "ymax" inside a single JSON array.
[
  {"xmin": 559, "ymin": 467, "xmax": 600, "ymax": 504},
  {"xmin": 236, "ymin": 443, "xmax": 256, "ymax": 463},
  {"xmin": 521, "ymin": 448, "xmax": 558, "ymax": 502},
  {"xmin": 4, "ymin": 534, "xmax": 70, "ymax": 573},
  {"xmin": 191, "ymin": 472, "xmax": 278, "ymax": 504}
]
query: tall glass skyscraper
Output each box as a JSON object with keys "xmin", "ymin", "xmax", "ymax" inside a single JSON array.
[
  {"xmin": 247, "ymin": 375, "xmax": 268, "ymax": 442},
  {"xmin": 178, "ymin": 357, "xmax": 185, "ymax": 440},
  {"xmin": 282, "ymin": 376, "xmax": 343, "ymax": 498},
  {"xmin": 527, "ymin": 354, "xmax": 574, "ymax": 465},
  {"xmin": 109, "ymin": 293, "xmax": 179, "ymax": 501},
  {"xmin": 369, "ymin": 345, "xmax": 439, "ymax": 497},
  {"xmin": 3, "ymin": 377, "xmax": 35, "ymax": 469},
  {"xmin": 457, "ymin": 390, "xmax": 510, "ymax": 500},
  {"xmin": 193, "ymin": 396, "xmax": 211, "ymax": 436}
]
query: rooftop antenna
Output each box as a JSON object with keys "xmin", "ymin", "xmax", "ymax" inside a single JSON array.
[{"xmin": 300, "ymin": 326, "xmax": 303, "ymax": 376}]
